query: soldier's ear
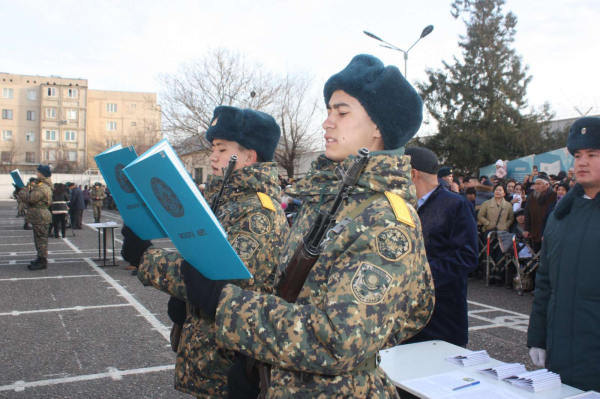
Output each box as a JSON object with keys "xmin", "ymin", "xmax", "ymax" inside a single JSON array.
[{"xmin": 244, "ymin": 149, "xmax": 258, "ymax": 166}]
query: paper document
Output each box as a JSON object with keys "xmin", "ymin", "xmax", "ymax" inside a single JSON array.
[
  {"xmin": 124, "ymin": 139, "xmax": 251, "ymax": 280},
  {"xmin": 504, "ymin": 369, "xmax": 561, "ymax": 393},
  {"xmin": 478, "ymin": 364, "xmax": 527, "ymax": 380},
  {"xmin": 446, "ymin": 350, "xmax": 490, "ymax": 366},
  {"xmin": 95, "ymin": 144, "xmax": 166, "ymax": 240},
  {"xmin": 400, "ymin": 371, "xmax": 525, "ymax": 399}
]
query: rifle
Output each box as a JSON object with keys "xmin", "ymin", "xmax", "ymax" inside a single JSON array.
[
  {"xmin": 252, "ymin": 147, "xmax": 370, "ymax": 398},
  {"xmin": 170, "ymin": 155, "xmax": 238, "ymax": 353}
]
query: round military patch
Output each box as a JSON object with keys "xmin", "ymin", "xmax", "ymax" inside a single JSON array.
[
  {"xmin": 232, "ymin": 234, "xmax": 259, "ymax": 260},
  {"xmin": 351, "ymin": 262, "xmax": 393, "ymax": 305},
  {"xmin": 114, "ymin": 163, "xmax": 136, "ymax": 193},
  {"xmin": 150, "ymin": 177, "xmax": 184, "ymax": 218},
  {"xmin": 376, "ymin": 228, "xmax": 411, "ymax": 262},
  {"xmin": 249, "ymin": 213, "xmax": 271, "ymax": 235}
]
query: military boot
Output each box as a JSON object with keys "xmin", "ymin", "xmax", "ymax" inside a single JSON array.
[{"xmin": 29, "ymin": 258, "xmax": 47, "ymax": 271}]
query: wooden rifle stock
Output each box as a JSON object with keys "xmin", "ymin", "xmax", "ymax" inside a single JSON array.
[{"xmin": 276, "ymin": 242, "xmax": 319, "ymax": 303}]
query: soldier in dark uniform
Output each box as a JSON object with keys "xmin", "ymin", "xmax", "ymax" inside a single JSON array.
[
  {"xmin": 19, "ymin": 165, "xmax": 53, "ymax": 270},
  {"xmin": 121, "ymin": 106, "xmax": 289, "ymax": 398},
  {"xmin": 178, "ymin": 54, "xmax": 434, "ymax": 398}
]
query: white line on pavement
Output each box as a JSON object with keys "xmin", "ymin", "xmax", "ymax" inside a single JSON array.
[
  {"xmin": 467, "ymin": 300, "xmax": 530, "ymax": 318},
  {"xmin": 83, "ymin": 258, "xmax": 170, "ymax": 341},
  {"xmin": 62, "ymin": 238, "xmax": 82, "ymax": 253},
  {"xmin": 0, "ymin": 303, "xmax": 130, "ymax": 316},
  {"xmin": 0, "ymin": 364, "xmax": 175, "ymax": 392},
  {"xmin": 0, "ymin": 274, "xmax": 99, "ymax": 282}
]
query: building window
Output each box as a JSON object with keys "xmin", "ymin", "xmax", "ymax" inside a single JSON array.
[
  {"xmin": 64, "ymin": 131, "xmax": 76, "ymax": 141},
  {"xmin": 131, "ymin": 104, "xmax": 136, "ymax": 108},
  {"xmin": 26, "ymin": 152, "xmax": 35, "ymax": 163},
  {"xmin": 2, "ymin": 88, "xmax": 13, "ymax": 99},
  {"xmin": 2, "ymin": 109, "xmax": 13, "ymax": 119},
  {"xmin": 66, "ymin": 109, "xmax": 77, "ymax": 120},
  {"xmin": 1, "ymin": 151, "xmax": 10, "ymax": 162},
  {"xmin": 45, "ymin": 130, "xmax": 57, "ymax": 141},
  {"xmin": 47, "ymin": 87, "xmax": 57, "ymax": 97},
  {"xmin": 27, "ymin": 90, "xmax": 37, "ymax": 100},
  {"xmin": 107, "ymin": 103, "xmax": 117, "ymax": 113},
  {"xmin": 131, "ymin": 122, "xmax": 136, "ymax": 126},
  {"xmin": 106, "ymin": 121, "xmax": 117, "ymax": 131},
  {"xmin": 45, "ymin": 108, "xmax": 57, "ymax": 119},
  {"xmin": 44, "ymin": 150, "xmax": 57, "ymax": 161},
  {"xmin": 65, "ymin": 150, "xmax": 77, "ymax": 161},
  {"xmin": 26, "ymin": 132, "xmax": 35, "ymax": 141},
  {"xmin": 27, "ymin": 110, "xmax": 36, "ymax": 121},
  {"xmin": 68, "ymin": 88, "xmax": 78, "ymax": 98},
  {"xmin": 2, "ymin": 130, "xmax": 13, "ymax": 141}
]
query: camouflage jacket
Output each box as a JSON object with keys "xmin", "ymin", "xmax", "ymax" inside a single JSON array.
[
  {"xmin": 19, "ymin": 177, "xmax": 52, "ymax": 225},
  {"xmin": 137, "ymin": 162, "xmax": 289, "ymax": 398},
  {"xmin": 90, "ymin": 186, "xmax": 106, "ymax": 205},
  {"xmin": 214, "ymin": 150, "xmax": 435, "ymax": 398}
]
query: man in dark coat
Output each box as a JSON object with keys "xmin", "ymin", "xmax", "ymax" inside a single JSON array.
[
  {"xmin": 527, "ymin": 116, "xmax": 600, "ymax": 392},
  {"xmin": 403, "ymin": 147, "xmax": 479, "ymax": 347},
  {"xmin": 523, "ymin": 174, "xmax": 556, "ymax": 252},
  {"xmin": 68, "ymin": 182, "xmax": 85, "ymax": 229}
]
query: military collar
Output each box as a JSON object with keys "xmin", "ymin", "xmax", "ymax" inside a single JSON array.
[{"xmin": 208, "ymin": 162, "xmax": 281, "ymax": 200}]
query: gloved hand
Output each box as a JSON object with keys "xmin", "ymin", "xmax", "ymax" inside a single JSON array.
[
  {"xmin": 181, "ymin": 260, "xmax": 228, "ymax": 319},
  {"xmin": 529, "ymin": 347, "xmax": 546, "ymax": 367},
  {"xmin": 227, "ymin": 353, "xmax": 260, "ymax": 399},
  {"xmin": 121, "ymin": 225, "xmax": 153, "ymax": 267},
  {"xmin": 167, "ymin": 296, "xmax": 187, "ymax": 325}
]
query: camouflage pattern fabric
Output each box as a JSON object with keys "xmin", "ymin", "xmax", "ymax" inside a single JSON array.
[
  {"xmin": 91, "ymin": 187, "xmax": 106, "ymax": 220},
  {"xmin": 137, "ymin": 162, "xmax": 289, "ymax": 398},
  {"xmin": 213, "ymin": 150, "xmax": 435, "ymax": 398},
  {"xmin": 19, "ymin": 178, "xmax": 52, "ymax": 259}
]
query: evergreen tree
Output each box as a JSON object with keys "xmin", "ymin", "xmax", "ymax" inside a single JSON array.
[{"xmin": 412, "ymin": 0, "xmax": 553, "ymax": 174}]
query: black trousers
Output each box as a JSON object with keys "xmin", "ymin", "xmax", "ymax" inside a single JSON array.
[{"xmin": 52, "ymin": 214, "xmax": 67, "ymax": 238}]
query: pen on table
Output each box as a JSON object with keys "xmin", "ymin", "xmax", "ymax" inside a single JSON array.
[{"xmin": 452, "ymin": 381, "xmax": 480, "ymax": 391}]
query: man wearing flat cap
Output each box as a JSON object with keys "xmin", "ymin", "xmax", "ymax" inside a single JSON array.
[
  {"xmin": 122, "ymin": 106, "xmax": 289, "ymax": 398},
  {"xmin": 403, "ymin": 147, "xmax": 478, "ymax": 349},
  {"xmin": 18, "ymin": 165, "xmax": 53, "ymax": 270},
  {"xmin": 528, "ymin": 116, "xmax": 600, "ymax": 392},
  {"xmin": 175, "ymin": 54, "xmax": 434, "ymax": 397}
]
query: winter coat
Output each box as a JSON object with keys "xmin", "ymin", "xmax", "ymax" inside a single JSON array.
[
  {"xmin": 524, "ymin": 188, "xmax": 557, "ymax": 242},
  {"xmin": 90, "ymin": 186, "xmax": 106, "ymax": 206},
  {"xmin": 527, "ymin": 184, "xmax": 600, "ymax": 392},
  {"xmin": 68, "ymin": 187, "xmax": 85, "ymax": 211},
  {"xmin": 52, "ymin": 192, "xmax": 70, "ymax": 214},
  {"xmin": 83, "ymin": 189, "xmax": 90, "ymax": 201},
  {"xmin": 475, "ymin": 184, "xmax": 494, "ymax": 208},
  {"xmin": 18, "ymin": 177, "xmax": 52, "ymax": 225},
  {"xmin": 477, "ymin": 198, "xmax": 514, "ymax": 232},
  {"xmin": 403, "ymin": 185, "xmax": 478, "ymax": 347}
]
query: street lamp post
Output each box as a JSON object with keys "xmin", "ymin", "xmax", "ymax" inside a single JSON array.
[{"xmin": 363, "ymin": 25, "xmax": 434, "ymax": 78}]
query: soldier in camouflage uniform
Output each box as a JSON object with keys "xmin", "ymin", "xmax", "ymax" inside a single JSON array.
[
  {"xmin": 180, "ymin": 54, "xmax": 436, "ymax": 398},
  {"xmin": 13, "ymin": 184, "xmax": 26, "ymax": 217},
  {"xmin": 90, "ymin": 182, "xmax": 106, "ymax": 222},
  {"xmin": 122, "ymin": 106, "xmax": 289, "ymax": 398},
  {"xmin": 19, "ymin": 165, "xmax": 53, "ymax": 271}
]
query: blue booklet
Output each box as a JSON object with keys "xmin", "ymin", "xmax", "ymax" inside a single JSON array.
[
  {"xmin": 123, "ymin": 139, "xmax": 251, "ymax": 281},
  {"xmin": 10, "ymin": 169, "xmax": 24, "ymax": 188},
  {"xmin": 95, "ymin": 144, "xmax": 166, "ymax": 240}
]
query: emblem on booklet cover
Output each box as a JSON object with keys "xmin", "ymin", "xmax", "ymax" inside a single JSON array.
[
  {"xmin": 114, "ymin": 163, "xmax": 136, "ymax": 194},
  {"xmin": 151, "ymin": 177, "xmax": 184, "ymax": 218}
]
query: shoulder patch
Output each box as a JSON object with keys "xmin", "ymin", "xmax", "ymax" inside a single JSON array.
[
  {"xmin": 384, "ymin": 192, "xmax": 415, "ymax": 228},
  {"xmin": 351, "ymin": 262, "xmax": 393, "ymax": 305},
  {"xmin": 231, "ymin": 234, "xmax": 260, "ymax": 260},
  {"xmin": 257, "ymin": 192, "xmax": 276, "ymax": 212},
  {"xmin": 249, "ymin": 213, "xmax": 271, "ymax": 235},
  {"xmin": 376, "ymin": 227, "xmax": 411, "ymax": 262}
]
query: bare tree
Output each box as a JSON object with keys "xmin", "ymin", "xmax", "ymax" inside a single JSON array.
[
  {"xmin": 0, "ymin": 135, "xmax": 24, "ymax": 174},
  {"xmin": 273, "ymin": 71, "xmax": 321, "ymax": 178}
]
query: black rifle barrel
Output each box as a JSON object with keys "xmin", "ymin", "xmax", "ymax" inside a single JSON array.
[{"xmin": 210, "ymin": 155, "xmax": 238, "ymax": 213}]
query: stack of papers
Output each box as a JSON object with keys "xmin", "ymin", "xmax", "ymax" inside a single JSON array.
[
  {"xmin": 504, "ymin": 369, "xmax": 561, "ymax": 393},
  {"xmin": 446, "ymin": 350, "xmax": 490, "ymax": 367},
  {"xmin": 477, "ymin": 363, "xmax": 527, "ymax": 380}
]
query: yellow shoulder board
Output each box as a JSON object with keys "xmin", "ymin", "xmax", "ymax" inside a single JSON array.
[
  {"xmin": 384, "ymin": 191, "xmax": 415, "ymax": 228},
  {"xmin": 256, "ymin": 192, "xmax": 276, "ymax": 212}
]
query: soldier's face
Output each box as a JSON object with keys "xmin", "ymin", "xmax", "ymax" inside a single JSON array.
[
  {"xmin": 323, "ymin": 91, "xmax": 383, "ymax": 162},
  {"xmin": 574, "ymin": 149, "xmax": 600, "ymax": 188},
  {"xmin": 209, "ymin": 139, "xmax": 249, "ymax": 176}
]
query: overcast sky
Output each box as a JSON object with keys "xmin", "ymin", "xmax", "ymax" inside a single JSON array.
[{"xmin": 2, "ymin": 0, "xmax": 598, "ymax": 135}]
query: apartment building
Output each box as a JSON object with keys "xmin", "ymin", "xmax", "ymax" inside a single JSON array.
[{"xmin": 0, "ymin": 73, "xmax": 161, "ymax": 173}]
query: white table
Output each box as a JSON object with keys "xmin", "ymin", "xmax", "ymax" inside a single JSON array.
[
  {"xmin": 380, "ymin": 341, "xmax": 583, "ymax": 399},
  {"xmin": 86, "ymin": 222, "xmax": 122, "ymax": 267}
]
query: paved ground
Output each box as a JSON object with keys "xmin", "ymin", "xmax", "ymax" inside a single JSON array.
[{"xmin": 0, "ymin": 200, "xmax": 538, "ymax": 398}]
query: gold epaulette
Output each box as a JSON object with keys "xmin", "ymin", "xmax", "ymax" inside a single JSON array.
[
  {"xmin": 384, "ymin": 192, "xmax": 415, "ymax": 228},
  {"xmin": 257, "ymin": 192, "xmax": 276, "ymax": 212}
]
